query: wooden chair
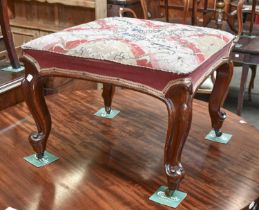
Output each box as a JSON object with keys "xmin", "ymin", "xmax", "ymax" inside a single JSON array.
[
  {"xmin": 121, "ymin": 0, "xmax": 191, "ymax": 23},
  {"xmin": 196, "ymin": 0, "xmax": 245, "ymax": 93},
  {"xmin": 223, "ymin": 0, "xmax": 259, "ymax": 115},
  {"xmin": 229, "ymin": 0, "xmax": 259, "ymax": 35},
  {"xmin": 0, "ymin": 0, "xmax": 20, "ymax": 69},
  {"xmin": 231, "ymin": 0, "xmax": 259, "ymax": 104}
]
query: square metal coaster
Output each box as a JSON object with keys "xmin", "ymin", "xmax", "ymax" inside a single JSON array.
[
  {"xmin": 205, "ymin": 130, "xmax": 232, "ymax": 144},
  {"xmin": 24, "ymin": 151, "xmax": 59, "ymax": 167},
  {"xmin": 94, "ymin": 107, "xmax": 120, "ymax": 119},
  {"xmin": 149, "ymin": 186, "xmax": 187, "ymax": 208},
  {"xmin": 1, "ymin": 65, "xmax": 24, "ymax": 73}
]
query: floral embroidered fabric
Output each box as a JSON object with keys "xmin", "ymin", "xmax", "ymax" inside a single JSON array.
[{"xmin": 22, "ymin": 17, "xmax": 235, "ymax": 74}]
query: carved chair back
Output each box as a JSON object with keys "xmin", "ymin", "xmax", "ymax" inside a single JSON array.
[
  {"xmin": 140, "ymin": 0, "xmax": 190, "ymax": 23},
  {"xmin": 229, "ymin": 0, "xmax": 259, "ymax": 35},
  {"xmin": 197, "ymin": 0, "xmax": 244, "ymax": 36}
]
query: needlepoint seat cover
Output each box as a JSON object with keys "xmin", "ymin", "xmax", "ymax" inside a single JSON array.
[{"xmin": 22, "ymin": 17, "xmax": 235, "ymax": 93}]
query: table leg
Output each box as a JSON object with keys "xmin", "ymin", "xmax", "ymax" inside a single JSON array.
[
  {"xmin": 209, "ymin": 62, "xmax": 233, "ymax": 136},
  {"xmin": 237, "ymin": 64, "xmax": 249, "ymax": 116},
  {"xmin": 163, "ymin": 81, "xmax": 192, "ymax": 195},
  {"xmin": 21, "ymin": 56, "xmax": 51, "ymax": 159},
  {"xmin": 102, "ymin": 83, "xmax": 115, "ymax": 114},
  {"xmin": 192, "ymin": 0, "xmax": 197, "ymax": 25}
]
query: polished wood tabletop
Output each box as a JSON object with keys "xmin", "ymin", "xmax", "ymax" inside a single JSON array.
[{"xmin": 0, "ymin": 89, "xmax": 258, "ymax": 210}]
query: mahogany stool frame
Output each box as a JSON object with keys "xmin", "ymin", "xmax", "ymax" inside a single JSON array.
[{"xmin": 21, "ymin": 52, "xmax": 233, "ymax": 196}]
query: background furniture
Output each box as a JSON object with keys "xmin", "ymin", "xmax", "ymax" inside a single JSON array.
[
  {"xmin": 0, "ymin": 90, "xmax": 258, "ymax": 209},
  {"xmin": 230, "ymin": 0, "xmax": 259, "ymax": 34},
  {"xmin": 108, "ymin": 0, "xmax": 143, "ymax": 17},
  {"xmin": 8, "ymin": 0, "xmax": 106, "ymax": 46},
  {"xmin": 0, "ymin": 0, "xmax": 107, "ymax": 111},
  {"xmin": 229, "ymin": 0, "xmax": 259, "ymax": 115},
  {"xmin": 140, "ymin": 0, "xmax": 191, "ymax": 23},
  {"xmin": 0, "ymin": 0, "xmax": 20, "ymax": 69},
  {"xmin": 0, "ymin": 0, "xmax": 24, "ymax": 111},
  {"xmin": 231, "ymin": 36, "xmax": 259, "ymax": 115}
]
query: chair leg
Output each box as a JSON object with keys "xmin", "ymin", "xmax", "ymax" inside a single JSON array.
[
  {"xmin": 248, "ymin": 65, "xmax": 256, "ymax": 101},
  {"xmin": 209, "ymin": 62, "xmax": 233, "ymax": 136},
  {"xmin": 237, "ymin": 64, "xmax": 249, "ymax": 116},
  {"xmin": 102, "ymin": 83, "xmax": 115, "ymax": 114},
  {"xmin": 0, "ymin": 0, "xmax": 21, "ymax": 69},
  {"xmin": 21, "ymin": 56, "xmax": 51, "ymax": 159},
  {"xmin": 183, "ymin": 0, "xmax": 190, "ymax": 24},
  {"xmin": 192, "ymin": 0, "xmax": 197, "ymax": 25},
  {"xmin": 164, "ymin": 82, "xmax": 193, "ymax": 196}
]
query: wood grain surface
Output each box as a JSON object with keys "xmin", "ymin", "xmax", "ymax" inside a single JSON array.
[{"xmin": 0, "ymin": 89, "xmax": 258, "ymax": 210}]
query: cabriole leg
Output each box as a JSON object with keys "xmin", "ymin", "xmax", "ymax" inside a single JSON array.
[
  {"xmin": 21, "ymin": 57, "xmax": 51, "ymax": 160},
  {"xmin": 209, "ymin": 62, "xmax": 233, "ymax": 137},
  {"xmin": 102, "ymin": 83, "xmax": 115, "ymax": 114},
  {"xmin": 164, "ymin": 83, "xmax": 193, "ymax": 196}
]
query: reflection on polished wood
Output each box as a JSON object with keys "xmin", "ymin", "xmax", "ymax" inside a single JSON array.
[
  {"xmin": 242, "ymin": 197, "xmax": 259, "ymax": 210},
  {"xmin": 0, "ymin": 90, "xmax": 258, "ymax": 209}
]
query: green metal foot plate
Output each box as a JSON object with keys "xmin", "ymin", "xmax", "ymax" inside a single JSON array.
[
  {"xmin": 24, "ymin": 151, "xmax": 59, "ymax": 167},
  {"xmin": 205, "ymin": 130, "xmax": 232, "ymax": 144},
  {"xmin": 1, "ymin": 66, "xmax": 24, "ymax": 73},
  {"xmin": 149, "ymin": 186, "xmax": 187, "ymax": 208},
  {"xmin": 94, "ymin": 107, "xmax": 120, "ymax": 119}
]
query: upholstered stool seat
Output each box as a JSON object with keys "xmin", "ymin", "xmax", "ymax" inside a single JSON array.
[
  {"xmin": 21, "ymin": 17, "xmax": 235, "ymax": 196},
  {"xmin": 22, "ymin": 17, "xmax": 234, "ymax": 93}
]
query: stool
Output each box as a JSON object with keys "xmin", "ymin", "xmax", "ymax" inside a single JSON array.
[{"xmin": 21, "ymin": 17, "xmax": 235, "ymax": 195}]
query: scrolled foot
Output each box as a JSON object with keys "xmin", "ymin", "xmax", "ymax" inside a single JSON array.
[
  {"xmin": 213, "ymin": 111, "xmax": 226, "ymax": 137},
  {"xmin": 36, "ymin": 152, "xmax": 45, "ymax": 160},
  {"xmin": 105, "ymin": 106, "xmax": 112, "ymax": 114},
  {"xmin": 165, "ymin": 163, "xmax": 185, "ymax": 195},
  {"xmin": 218, "ymin": 111, "xmax": 227, "ymax": 121},
  {"xmin": 214, "ymin": 129, "xmax": 222, "ymax": 137},
  {"xmin": 165, "ymin": 189, "xmax": 175, "ymax": 197},
  {"xmin": 29, "ymin": 132, "xmax": 47, "ymax": 159},
  {"xmin": 31, "ymin": 131, "xmax": 44, "ymax": 140}
]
